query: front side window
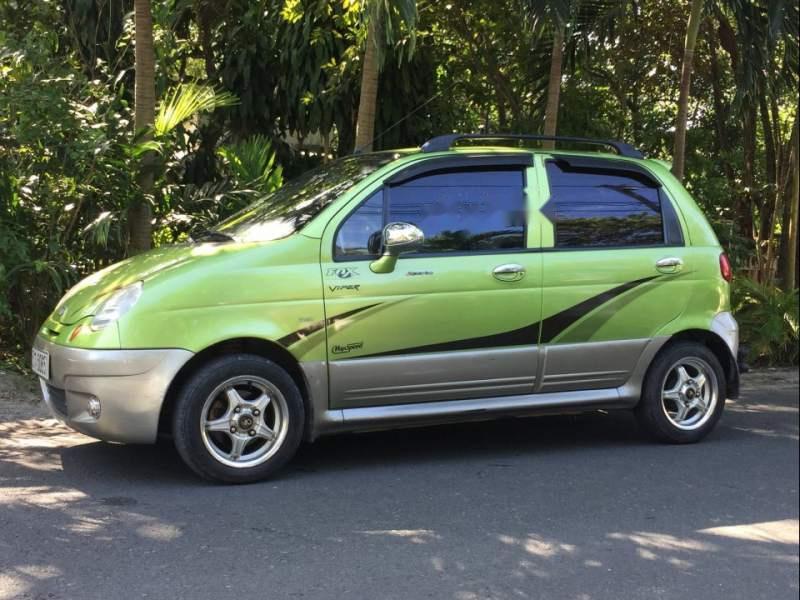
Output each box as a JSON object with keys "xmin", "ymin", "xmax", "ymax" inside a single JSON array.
[
  {"xmin": 335, "ymin": 166, "xmax": 526, "ymax": 258},
  {"xmin": 335, "ymin": 190, "xmax": 383, "ymax": 258},
  {"xmin": 545, "ymin": 159, "xmax": 664, "ymax": 248}
]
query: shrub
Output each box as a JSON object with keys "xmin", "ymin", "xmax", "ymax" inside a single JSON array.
[{"xmin": 732, "ymin": 277, "xmax": 799, "ymax": 366}]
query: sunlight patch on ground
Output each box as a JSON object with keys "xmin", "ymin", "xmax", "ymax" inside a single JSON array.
[
  {"xmin": 699, "ymin": 519, "xmax": 799, "ymax": 545},
  {"xmin": 0, "ymin": 573, "xmax": 27, "ymax": 600},
  {"xmin": 726, "ymin": 401, "xmax": 799, "ymax": 415},
  {"xmin": 607, "ymin": 531, "xmax": 716, "ymax": 552},
  {"xmin": 0, "ymin": 418, "xmax": 92, "ymax": 472},
  {"xmin": 0, "ymin": 486, "xmax": 88, "ymax": 507},
  {"xmin": 360, "ymin": 529, "xmax": 440, "ymax": 544},
  {"xmin": 730, "ymin": 426, "xmax": 799, "ymax": 441},
  {"xmin": 498, "ymin": 533, "xmax": 577, "ymax": 558},
  {"xmin": 136, "ymin": 521, "xmax": 183, "ymax": 542},
  {"xmin": 0, "ymin": 565, "xmax": 63, "ymax": 600}
]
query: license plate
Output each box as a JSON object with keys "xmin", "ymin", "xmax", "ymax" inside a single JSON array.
[{"xmin": 32, "ymin": 348, "xmax": 50, "ymax": 380}]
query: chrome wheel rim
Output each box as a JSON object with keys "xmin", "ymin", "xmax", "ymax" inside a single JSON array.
[
  {"xmin": 200, "ymin": 376, "xmax": 289, "ymax": 469},
  {"xmin": 661, "ymin": 357, "xmax": 718, "ymax": 431}
]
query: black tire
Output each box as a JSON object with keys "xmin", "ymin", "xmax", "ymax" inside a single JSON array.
[
  {"xmin": 635, "ymin": 342, "xmax": 726, "ymax": 444},
  {"xmin": 172, "ymin": 354, "xmax": 304, "ymax": 483}
]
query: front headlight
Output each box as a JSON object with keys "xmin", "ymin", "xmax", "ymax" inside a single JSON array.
[{"xmin": 90, "ymin": 281, "xmax": 143, "ymax": 330}]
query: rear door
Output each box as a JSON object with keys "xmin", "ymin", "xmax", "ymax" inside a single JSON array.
[
  {"xmin": 536, "ymin": 155, "xmax": 689, "ymax": 392},
  {"xmin": 320, "ymin": 155, "xmax": 543, "ymax": 409}
]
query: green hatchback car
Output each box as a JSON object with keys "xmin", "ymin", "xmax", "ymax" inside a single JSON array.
[{"xmin": 33, "ymin": 134, "xmax": 741, "ymax": 483}]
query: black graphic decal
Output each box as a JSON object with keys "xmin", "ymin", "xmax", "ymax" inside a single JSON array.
[
  {"xmin": 538, "ymin": 275, "xmax": 659, "ymax": 343},
  {"xmin": 364, "ymin": 322, "xmax": 541, "ymax": 358},
  {"xmin": 277, "ymin": 303, "xmax": 379, "ymax": 347},
  {"xmin": 351, "ymin": 275, "xmax": 660, "ymax": 358}
]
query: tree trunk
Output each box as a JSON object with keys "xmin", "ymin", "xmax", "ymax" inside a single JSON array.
[
  {"xmin": 779, "ymin": 116, "xmax": 799, "ymax": 290},
  {"xmin": 129, "ymin": 0, "xmax": 156, "ymax": 254},
  {"xmin": 739, "ymin": 104, "xmax": 757, "ymax": 242},
  {"xmin": 707, "ymin": 25, "xmax": 736, "ymax": 187},
  {"xmin": 543, "ymin": 25, "xmax": 564, "ymax": 145},
  {"xmin": 355, "ymin": 20, "xmax": 379, "ymax": 152},
  {"xmin": 671, "ymin": 0, "xmax": 704, "ymax": 182}
]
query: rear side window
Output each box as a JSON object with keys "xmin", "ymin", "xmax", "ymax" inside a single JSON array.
[
  {"xmin": 335, "ymin": 167, "xmax": 526, "ymax": 258},
  {"xmin": 544, "ymin": 159, "xmax": 666, "ymax": 248}
]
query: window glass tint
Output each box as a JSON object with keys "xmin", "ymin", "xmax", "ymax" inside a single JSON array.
[
  {"xmin": 388, "ymin": 167, "xmax": 525, "ymax": 253},
  {"xmin": 335, "ymin": 191, "xmax": 383, "ymax": 257},
  {"xmin": 545, "ymin": 160, "xmax": 664, "ymax": 248}
]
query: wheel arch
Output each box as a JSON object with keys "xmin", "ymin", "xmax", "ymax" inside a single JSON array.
[
  {"xmin": 158, "ymin": 337, "xmax": 314, "ymax": 440},
  {"xmin": 660, "ymin": 329, "xmax": 739, "ymax": 398}
]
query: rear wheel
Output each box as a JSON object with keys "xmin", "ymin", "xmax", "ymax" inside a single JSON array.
[
  {"xmin": 635, "ymin": 342, "xmax": 726, "ymax": 443},
  {"xmin": 172, "ymin": 355, "xmax": 304, "ymax": 483}
]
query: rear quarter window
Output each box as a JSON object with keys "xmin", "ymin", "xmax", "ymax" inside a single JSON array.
[{"xmin": 544, "ymin": 159, "xmax": 670, "ymax": 248}]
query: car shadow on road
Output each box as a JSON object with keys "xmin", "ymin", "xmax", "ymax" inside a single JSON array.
[
  {"xmin": 2, "ymin": 387, "xmax": 796, "ymax": 489},
  {"xmin": 51, "ymin": 409, "xmax": 684, "ymax": 486}
]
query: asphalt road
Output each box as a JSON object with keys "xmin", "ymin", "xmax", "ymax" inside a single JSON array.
[{"xmin": 1, "ymin": 376, "xmax": 798, "ymax": 600}]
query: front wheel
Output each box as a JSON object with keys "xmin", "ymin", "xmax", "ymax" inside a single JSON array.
[
  {"xmin": 172, "ymin": 355, "xmax": 304, "ymax": 483},
  {"xmin": 635, "ymin": 342, "xmax": 726, "ymax": 444}
]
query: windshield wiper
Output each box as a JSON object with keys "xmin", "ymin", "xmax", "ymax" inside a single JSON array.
[{"xmin": 191, "ymin": 230, "xmax": 236, "ymax": 243}]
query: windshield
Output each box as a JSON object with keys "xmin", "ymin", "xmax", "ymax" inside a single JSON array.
[{"xmin": 213, "ymin": 152, "xmax": 406, "ymax": 243}]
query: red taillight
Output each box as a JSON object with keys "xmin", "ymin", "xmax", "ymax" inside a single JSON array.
[{"xmin": 719, "ymin": 252, "xmax": 732, "ymax": 282}]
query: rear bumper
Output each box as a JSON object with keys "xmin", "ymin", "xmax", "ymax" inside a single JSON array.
[
  {"xmin": 34, "ymin": 335, "xmax": 193, "ymax": 444},
  {"xmin": 711, "ymin": 311, "xmax": 741, "ymax": 399}
]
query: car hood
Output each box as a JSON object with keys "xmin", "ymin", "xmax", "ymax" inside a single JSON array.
[{"xmin": 51, "ymin": 244, "xmax": 219, "ymax": 325}]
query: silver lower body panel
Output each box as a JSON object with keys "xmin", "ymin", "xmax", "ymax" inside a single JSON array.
[
  {"xmin": 328, "ymin": 346, "xmax": 539, "ymax": 408},
  {"xmin": 305, "ymin": 337, "xmax": 670, "ymax": 440}
]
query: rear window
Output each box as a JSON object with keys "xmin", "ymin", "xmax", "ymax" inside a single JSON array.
[{"xmin": 544, "ymin": 159, "xmax": 664, "ymax": 248}]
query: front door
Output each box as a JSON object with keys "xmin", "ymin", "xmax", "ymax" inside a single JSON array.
[{"xmin": 320, "ymin": 157, "xmax": 543, "ymax": 409}]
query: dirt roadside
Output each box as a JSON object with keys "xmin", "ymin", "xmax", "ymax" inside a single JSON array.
[{"xmin": 1, "ymin": 365, "xmax": 796, "ymax": 424}]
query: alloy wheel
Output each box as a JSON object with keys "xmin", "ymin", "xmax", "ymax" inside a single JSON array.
[{"xmin": 200, "ymin": 376, "xmax": 289, "ymax": 468}]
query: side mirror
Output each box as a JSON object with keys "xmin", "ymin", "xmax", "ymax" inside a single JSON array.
[{"xmin": 370, "ymin": 222, "xmax": 424, "ymax": 274}]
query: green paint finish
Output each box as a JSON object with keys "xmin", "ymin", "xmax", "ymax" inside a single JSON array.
[{"xmin": 39, "ymin": 145, "xmax": 731, "ymax": 388}]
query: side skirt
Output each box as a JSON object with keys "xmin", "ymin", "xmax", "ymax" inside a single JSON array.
[{"xmin": 311, "ymin": 387, "xmax": 636, "ymax": 438}]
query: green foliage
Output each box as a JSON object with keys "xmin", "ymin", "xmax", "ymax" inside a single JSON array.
[
  {"xmin": 733, "ymin": 277, "xmax": 799, "ymax": 366},
  {"xmin": 0, "ymin": 0, "xmax": 137, "ymax": 348},
  {"xmin": 218, "ymin": 135, "xmax": 284, "ymax": 194},
  {"xmin": 154, "ymin": 83, "xmax": 237, "ymax": 138}
]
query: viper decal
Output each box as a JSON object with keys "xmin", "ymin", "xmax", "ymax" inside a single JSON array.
[{"xmin": 342, "ymin": 275, "xmax": 661, "ymax": 359}]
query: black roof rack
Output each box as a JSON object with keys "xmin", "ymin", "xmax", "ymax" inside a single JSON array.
[{"xmin": 420, "ymin": 133, "xmax": 644, "ymax": 159}]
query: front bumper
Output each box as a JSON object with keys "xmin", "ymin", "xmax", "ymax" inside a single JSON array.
[{"xmin": 34, "ymin": 335, "xmax": 193, "ymax": 444}]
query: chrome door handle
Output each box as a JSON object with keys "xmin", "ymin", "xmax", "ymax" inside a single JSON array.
[
  {"xmin": 656, "ymin": 257, "xmax": 683, "ymax": 273},
  {"xmin": 493, "ymin": 263, "xmax": 526, "ymax": 282}
]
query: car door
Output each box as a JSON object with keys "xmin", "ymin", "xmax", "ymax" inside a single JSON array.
[
  {"xmin": 319, "ymin": 154, "xmax": 543, "ymax": 409},
  {"xmin": 535, "ymin": 154, "xmax": 690, "ymax": 392}
]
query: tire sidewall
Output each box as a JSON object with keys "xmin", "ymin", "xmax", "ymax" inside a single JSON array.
[
  {"xmin": 637, "ymin": 342, "xmax": 727, "ymax": 444},
  {"xmin": 172, "ymin": 354, "xmax": 305, "ymax": 483}
]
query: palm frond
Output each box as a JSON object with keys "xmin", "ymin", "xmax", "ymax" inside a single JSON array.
[
  {"xmin": 154, "ymin": 84, "xmax": 237, "ymax": 138},
  {"xmin": 217, "ymin": 135, "xmax": 284, "ymax": 194}
]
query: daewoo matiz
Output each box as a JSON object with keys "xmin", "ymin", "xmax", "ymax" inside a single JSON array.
[{"xmin": 33, "ymin": 133, "xmax": 741, "ymax": 483}]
